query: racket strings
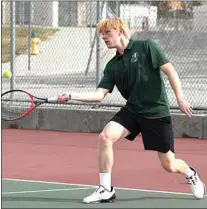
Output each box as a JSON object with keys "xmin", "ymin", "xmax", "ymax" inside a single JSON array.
[
  {"xmin": 2, "ymin": 102, "xmax": 28, "ymax": 116},
  {"xmin": 1, "ymin": 91, "xmax": 33, "ymax": 120}
]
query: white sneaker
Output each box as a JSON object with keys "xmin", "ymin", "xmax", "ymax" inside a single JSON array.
[
  {"xmin": 83, "ymin": 185, "xmax": 116, "ymax": 204},
  {"xmin": 186, "ymin": 167, "xmax": 206, "ymax": 199}
]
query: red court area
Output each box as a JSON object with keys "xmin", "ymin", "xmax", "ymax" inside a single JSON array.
[{"xmin": 2, "ymin": 129, "xmax": 207, "ymax": 193}]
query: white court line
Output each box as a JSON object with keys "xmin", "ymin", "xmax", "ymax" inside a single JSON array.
[
  {"xmin": 2, "ymin": 178, "xmax": 196, "ymax": 196},
  {"xmin": 2, "ymin": 187, "xmax": 92, "ymax": 195}
]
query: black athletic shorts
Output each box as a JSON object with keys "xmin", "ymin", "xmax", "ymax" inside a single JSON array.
[{"xmin": 110, "ymin": 107, "xmax": 174, "ymax": 153}]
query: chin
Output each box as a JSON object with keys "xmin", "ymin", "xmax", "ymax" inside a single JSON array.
[{"xmin": 107, "ymin": 45, "xmax": 115, "ymax": 49}]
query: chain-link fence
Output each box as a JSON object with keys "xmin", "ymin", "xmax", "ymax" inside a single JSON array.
[{"xmin": 2, "ymin": 1, "xmax": 207, "ymax": 110}]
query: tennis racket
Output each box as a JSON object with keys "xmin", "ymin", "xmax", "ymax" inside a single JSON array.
[{"xmin": 2, "ymin": 89, "xmax": 58, "ymax": 121}]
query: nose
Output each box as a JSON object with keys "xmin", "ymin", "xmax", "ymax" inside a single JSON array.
[{"xmin": 101, "ymin": 33, "xmax": 106, "ymax": 39}]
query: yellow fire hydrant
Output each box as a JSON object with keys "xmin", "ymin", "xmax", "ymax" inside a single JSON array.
[{"xmin": 31, "ymin": 32, "xmax": 41, "ymax": 55}]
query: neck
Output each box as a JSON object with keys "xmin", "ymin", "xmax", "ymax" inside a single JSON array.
[{"xmin": 116, "ymin": 37, "xmax": 130, "ymax": 55}]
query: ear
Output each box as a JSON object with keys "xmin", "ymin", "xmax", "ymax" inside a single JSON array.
[
  {"xmin": 122, "ymin": 30, "xmax": 129, "ymax": 39},
  {"xmin": 117, "ymin": 29, "xmax": 123, "ymax": 37}
]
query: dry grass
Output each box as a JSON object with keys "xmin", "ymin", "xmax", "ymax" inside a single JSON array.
[{"xmin": 2, "ymin": 26, "xmax": 59, "ymax": 63}]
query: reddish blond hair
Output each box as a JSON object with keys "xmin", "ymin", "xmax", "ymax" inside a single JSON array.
[{"xmin": 97, "ymin": 17, "xmax": 130, "ymax": 38}]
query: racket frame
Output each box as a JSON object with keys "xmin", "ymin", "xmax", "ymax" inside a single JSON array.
[{"xmin": 1, "ymin": 89, "xmax": 49, "ymax": 121}]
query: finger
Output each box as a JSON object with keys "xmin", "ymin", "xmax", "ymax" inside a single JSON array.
[
  {"xmin": 57, "ymin": 95, "xmax": 62, "ymax": 103},
  {"xmin": 61, "ymin": 94, "xmax": 69, "ymax": 102},
  {"xmin": 182, "ymin": 108, "xmax": 191, "ymax": 117},
  {"xmin": 185, "ymin": 111, "xmax": 191, "ymax": 118},
  {"xmin": 187, "ymin": 106, "xmax": 193, "ymax": 115},
  {"xmin": 185, "ymin": 108, "xmax": 192, "ymax": 117},
  {"xmin": 189, "ymin": 108, "xmax": 193, "ymax": 115},
  {"xmin": 58, "ymin": 94, "xmax": 65, "ymax": 103}
]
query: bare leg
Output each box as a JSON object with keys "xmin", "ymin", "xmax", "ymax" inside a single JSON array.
[
  {"xmin": 82, "ymin": 121, "xmax": 130, "ymax": 203},
  {"xmin": 98, "ymin": 121, "xmax": 130, "ymax": 173},
  {"xmin": 158, "ymin": 150, "xmax": 191, "ymax": 174},
  {"xmin": 158, "ymin": 150, "xmax": 205, "ymax": 199}
]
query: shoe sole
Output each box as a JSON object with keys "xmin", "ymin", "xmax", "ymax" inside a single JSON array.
[{"xmin": 83, "ymin": 193, "xmax": 116, "ymax": 204}]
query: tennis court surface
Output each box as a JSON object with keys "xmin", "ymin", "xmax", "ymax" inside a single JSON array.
[{"xmin": 2, "ymin": 129, "xmax": 207, "ymax": 208}]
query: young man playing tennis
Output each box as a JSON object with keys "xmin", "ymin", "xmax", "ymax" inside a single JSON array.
[{"xmin": 58, "ymin": 18, "xmax": 205, "ymax": 203}]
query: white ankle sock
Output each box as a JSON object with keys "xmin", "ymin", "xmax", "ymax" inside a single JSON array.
[
  {"xmin": 185, "ymin": 168, "xmax": 195, "ymax": 178},
  {"xmin": 99, "ymin": 173, "xmax": 111, "ymax": 191}
]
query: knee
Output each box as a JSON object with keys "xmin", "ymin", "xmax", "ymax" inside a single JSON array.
[
  {"xmin": 98, "ymin": 132, "xmax": 113, "ymax": 147},
  {"xmin": 160, "ymin": 159, "xmax": 176, "ymax": 173}
]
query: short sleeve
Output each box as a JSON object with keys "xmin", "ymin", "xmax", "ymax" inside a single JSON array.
[
  {"xmin": 145, "ymin": 40, "xmax": 169, "ymax": 69},
  {"xmin": 97, "ymin": 62, "xmax": 115, "ymax": 93}
]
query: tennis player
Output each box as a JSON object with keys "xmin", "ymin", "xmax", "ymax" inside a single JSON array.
[{"xmin": 58, "ymin": 18, "xmax": 205, "ymax": 203}]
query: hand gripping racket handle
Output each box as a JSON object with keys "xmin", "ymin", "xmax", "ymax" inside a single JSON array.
[{"xmin": 47, "ymin": 94, "xmax": 71, "ymax": 103}]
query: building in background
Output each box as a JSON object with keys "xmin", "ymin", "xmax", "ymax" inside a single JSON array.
[{"xmin": 2, "ymin": 1, "xmax": 207, "ymax": 32}]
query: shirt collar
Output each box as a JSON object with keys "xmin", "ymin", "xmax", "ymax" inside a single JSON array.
[
  {"xmin": 126, "ymin": 39, "xmax": 134, "ymax": 50},
  {"xmin": 115, "ymin": 39, "xmax": 134, "ymax": 60}
]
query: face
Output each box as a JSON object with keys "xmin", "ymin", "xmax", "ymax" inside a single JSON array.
[{"xmin": 101, "ymin": 29, "xmax": 121, "ymax": 48}]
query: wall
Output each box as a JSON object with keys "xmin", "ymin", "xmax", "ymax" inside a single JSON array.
[{"xmin": 2, "ymin": 108, "xmax": 207, "ymax": 139}]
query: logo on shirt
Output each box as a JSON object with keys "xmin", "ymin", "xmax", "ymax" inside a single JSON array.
[{"xmin": 131, "ymin": 52, "xmax": 139, "ymax": 63}]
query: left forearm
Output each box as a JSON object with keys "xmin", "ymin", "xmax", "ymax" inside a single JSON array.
[
  {"xmin": 167, "ymin": 71, "xmax": 184, "ymax": 102},
  {"xmin": 161, "ymin": 63, "xmax": 192, "ymax": 116}
]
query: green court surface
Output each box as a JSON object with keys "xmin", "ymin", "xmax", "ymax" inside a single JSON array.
[{"xmin": 2, "ymin": 179, "xmax": 207, "ymax": 208}]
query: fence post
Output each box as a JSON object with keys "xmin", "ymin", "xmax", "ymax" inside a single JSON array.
[
  {"xmin": 96, "ymin": 1, "xmax": 102, "ymax": 87},
  {"xmin": 28, "ymin": 1, "xmax": 32, "ymax": 71},
  {"xmin": 10, "ymin": 1, "xmax": 16, "ymax": 90}
]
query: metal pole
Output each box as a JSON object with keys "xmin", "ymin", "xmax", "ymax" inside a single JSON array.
[
  {"xmin": 89, "ymin": 1, "xmax": 92, "ymax": 47},
  {"xmin": 28, "ymin": 1, "xmax": 32, "ymax": 71},
  {"xmin": 10, "ymin": 1, "xmax": 16, "ymax": 90},
  {"xmin": 96, "ymin": 1, "xmax": 102, "ymax": 87},
  {"xmin": 116, "ymin": 0, "xmax": 120, "ymax": 17},
  {"xmin": 20, "ymin": 1, "xmax": 24, "ymax": 25},
  {"xmin": 85, "ymin": 32, "xmax": 96, "ymax": 76},
  {"xmin": 85, "ymin": 1, "xmax": 105, "ymax": 76}
]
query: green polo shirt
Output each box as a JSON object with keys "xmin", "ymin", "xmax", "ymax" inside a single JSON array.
[{"xmin": 97, "ymin": 39, "xmax": 170, "ymax": 118}]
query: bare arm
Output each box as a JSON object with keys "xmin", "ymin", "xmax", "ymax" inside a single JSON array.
[
  {"xmin": 70, "ymin": 88, "xmax": 109, "ymax": 102},
  {"xmin": 58, "ymin": 88, "xmax": 110, "ymax": 103},
  {"xmin": 160, "ymin": 63, "xmax": 184, "ymax": 102},
  {"xmin": 160, "ymin": 62, "xmax": 193, "ymax": 117}
]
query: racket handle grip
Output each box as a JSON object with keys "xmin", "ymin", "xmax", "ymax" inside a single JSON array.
[{"xmin": 47, "ymin": 97, "xmax": 58, "ymax": 103}]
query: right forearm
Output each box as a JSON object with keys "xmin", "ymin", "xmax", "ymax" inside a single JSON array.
[
  {"xmin": 57, "ymin": 88, "xmax": 108, "ymax": 103},
  {"xmin": 70, "ymin": 92, "xmax": 103, "ymax": 102}
]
